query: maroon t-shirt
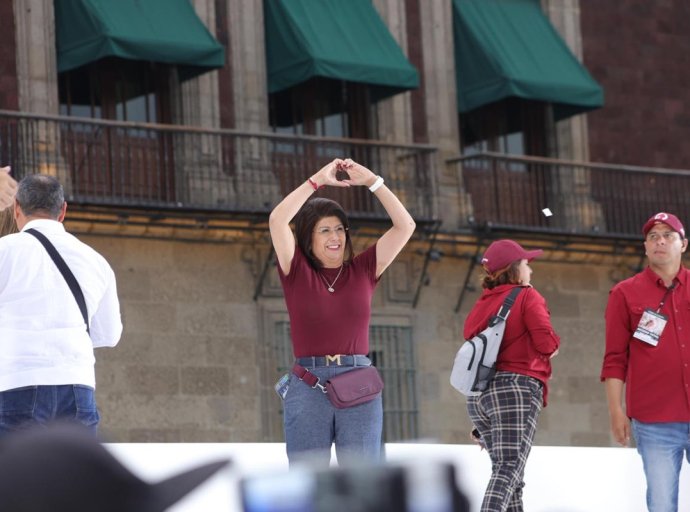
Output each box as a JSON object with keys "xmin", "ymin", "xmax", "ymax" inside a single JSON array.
[{"xmin": 278, "ymin": 244, "xmax": 379, "ymax": 357}]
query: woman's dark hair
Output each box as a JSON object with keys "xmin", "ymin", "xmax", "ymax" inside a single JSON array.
[
  {"xmin": 481, "ymin": 260, "xmax": 522, "ymax": 289},
  {"xmin": 294, "ymin": 198, "xmax": 354, "ymax": 269}
]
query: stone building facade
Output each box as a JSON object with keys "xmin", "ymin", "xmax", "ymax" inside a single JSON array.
[{"xmin": 1, "ymin": 0, "xmax": 687, "ymax": 446}]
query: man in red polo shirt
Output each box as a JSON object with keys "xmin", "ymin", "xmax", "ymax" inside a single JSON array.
[{"xmin": 602, "ymin": 212, "xmax": 690, "ymax": 512}]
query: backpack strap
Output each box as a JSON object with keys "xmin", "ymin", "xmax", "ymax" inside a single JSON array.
[
  {"xmin": 496, "ymin": 286, "xmax": 523, "ymax": 320},
  {"xmin": 487, "ymin": 286, "xmax": 523, "ymax": 327},
  {"xmin": 479, "ymin": 286, "xmax": 525, "ymax": 376}
]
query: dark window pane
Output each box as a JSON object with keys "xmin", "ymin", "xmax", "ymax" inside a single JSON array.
[
  {"xmin": 58, "ymin": 59, "xmax": 167, "ymax": 123},
  {"xmin": 460, "ymin": 98, "xmax": 547, "ymax": 156},
  {"xmin": 124, "ymin": 94, "xmax": 155, "ymax": 123},
  {"xmin": 269, "ymin": 78, "xmax": 371, "ymax": 139}
]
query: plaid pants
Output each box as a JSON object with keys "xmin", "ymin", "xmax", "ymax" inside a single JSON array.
[{"xmin": 467, "ymin": 372, "xmax": 543, "ymax": 512}]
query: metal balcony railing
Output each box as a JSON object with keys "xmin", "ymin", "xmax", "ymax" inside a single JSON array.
[
  {"xmin": 450, "ymin": 152, "xmax": 690, "ymax": 239},
  {"xmin": 0, "ymin": 110, "xmax": 437, "ymax": 222}
]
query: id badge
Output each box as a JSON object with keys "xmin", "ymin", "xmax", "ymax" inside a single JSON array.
[
  {"xmin": 274, "ymin": 373, "xmax": 290, "ymax": 400},
  {"xmin": 633, "ymin": 309, "xmax": 667, "ymax": 346}
]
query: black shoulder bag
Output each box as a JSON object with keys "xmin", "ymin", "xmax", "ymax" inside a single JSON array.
[{"xmin": 25, "ymin": 228, "xmax": 90, "ymax": 334}]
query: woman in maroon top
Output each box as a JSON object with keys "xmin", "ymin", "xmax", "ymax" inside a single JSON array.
[
  {"xmin": 464, "ymin": 239, "xmax": 560, "ymax": 512},
  {"xmin": 269, "ymin": 158, "xmax": 415, "ymax": 465}
]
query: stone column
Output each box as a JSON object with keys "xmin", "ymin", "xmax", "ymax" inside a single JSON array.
[
  {"xmin": 542, "ymin": 0, "xmax": 604, "ymax": 233},
  {"xmin": 170, "ymin": 0, "xmax": 229, "ymax": 206},
  {"xmin": 371, "ymin": 0, "xmax": 414, "ymax": 144},
  {"xmin": 418, "ymin": 0, "xmax": 467, "ymax": 229},
  {"xmin": 542, "ymin": 0, "xmax": 590, "ymax": 163},
  {"xmin": 14, "ymin": 0, "xmax": 59, "ymax": 115},
  {"xmin": 418, "ymin": 2, "xmax": 459, "ymax": 156},
  {"xmin": 175, "ymin": 0, "xmax": 222, "ymax": 130},
  {"xmin": 13, "ymin": 0, "xmax": 66, "ymax": 185},
  {"xmin": 225, "ymin": 0, "xmax": 277, "ymax": 208},
  {"xmin": 228, "ymin": 0, "xmax": 269, "ymax": 131}
]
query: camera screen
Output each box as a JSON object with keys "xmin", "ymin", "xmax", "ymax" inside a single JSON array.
[
  {"xmin": 240, "ymin": 461, "xmax": 466, "ymax": 512},
  {"xmin": 241, "ymin": 468, "xmax": 316, "ymax": 512}
]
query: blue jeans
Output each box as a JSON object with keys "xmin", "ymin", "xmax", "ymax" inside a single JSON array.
[
  {"xmin": 631, "ymin": 420, "xmax": 690, "ymax": 512},
  {"xmin": 283, "ymin": 365, "xmax": 383, "ymax": 467},
  {"xmin": 0, "ymin": 385, "xmax": 100, "ymax": 436}
]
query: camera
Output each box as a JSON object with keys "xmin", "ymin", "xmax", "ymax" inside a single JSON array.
[{"xmin": 240, "ymin": 460, "xmax": 470, "ymax": 512}]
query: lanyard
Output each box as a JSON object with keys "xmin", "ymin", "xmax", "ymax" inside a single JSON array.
[{"xmin": 656, "ymin": 282, "xmax": 676, "ymax": 313}]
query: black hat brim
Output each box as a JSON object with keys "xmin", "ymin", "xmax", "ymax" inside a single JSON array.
[{"xmin": 147, "ymin": 459, "xmax": 231, "ymax": 511}]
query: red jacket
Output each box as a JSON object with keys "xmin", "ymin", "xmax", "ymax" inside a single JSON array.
[{"xmin": 463, "ymin": 284, "xmax": 560, "ymax": 405}]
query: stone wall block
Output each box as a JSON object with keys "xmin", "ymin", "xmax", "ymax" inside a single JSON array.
[{"xmin": 181, "ymin": 366, "xmax": 230, "ymax": 395}]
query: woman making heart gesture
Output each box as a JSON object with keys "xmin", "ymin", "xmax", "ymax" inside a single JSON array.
[{"xmin": 269, "ymin": 158, "xmax": 415, "ymax": 466}]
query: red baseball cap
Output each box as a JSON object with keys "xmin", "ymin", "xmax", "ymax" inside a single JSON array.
[
  {"xmin": 642, "ymin": 212, "xmax": 686, "ymax": 239},
  {"xmin": 481, "ymin": 240, "xmax": 543, "ymax": 273}
]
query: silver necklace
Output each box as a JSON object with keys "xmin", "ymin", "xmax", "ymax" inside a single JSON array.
[{"xmin": 320, "ymin": 265, "xmax": 344, "ymax": 293}]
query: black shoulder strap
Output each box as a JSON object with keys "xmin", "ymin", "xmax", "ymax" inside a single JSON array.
[
  {"xmin": 495, "ymin": 286, "xmax": 524, "ymax": 321},
  {"xmin": 25, "ymin": 228, "xmax": 90, "ymax": 334}
]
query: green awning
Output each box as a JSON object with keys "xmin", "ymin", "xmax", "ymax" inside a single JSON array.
[
  {"xmin": 264, "ymin": 0, "xmax": 419, "ymax": 100},
  {"xmin": 55, "ymin": 0, "xmax": 225, "ymax": 80},
  {"xmin": 452, "ymin": 0, "xmax": 603, "ymax": 120}
]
